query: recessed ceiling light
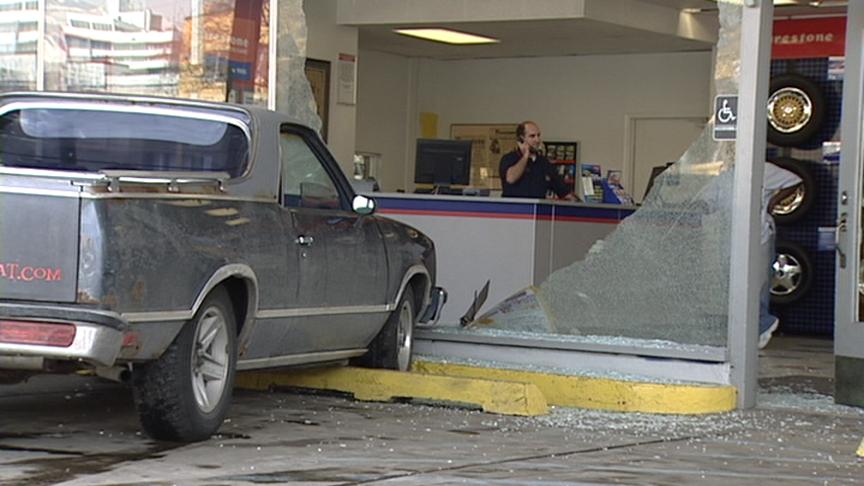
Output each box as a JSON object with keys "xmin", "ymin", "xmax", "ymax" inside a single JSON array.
[{"xmin": 394, "ymin": 28, "xmax": 499, "ymax": 45}]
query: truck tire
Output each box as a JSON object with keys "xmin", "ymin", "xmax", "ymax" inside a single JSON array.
[
  {"xmin": 354, "ymin": 286, "xmax": 415, "ymax": 371},
  {"xmin": 767, "ymin": 73, "xmax": 826, "ymax": 147},
  {"xmin": 132, "ymin": 287, "xmax": 237, "ymax": 442}
]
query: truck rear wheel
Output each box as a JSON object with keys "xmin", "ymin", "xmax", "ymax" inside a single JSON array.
[{"xmin": 132, "ymin": 288, "xmax": 237, "ymax": 442}]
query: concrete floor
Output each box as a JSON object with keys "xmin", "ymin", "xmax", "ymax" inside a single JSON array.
[{"xmin": 0, "ymin": 335, "xmax": 862, "ymax": 485}]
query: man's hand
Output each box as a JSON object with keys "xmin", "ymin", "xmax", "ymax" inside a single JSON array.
[
  {"xmin": 505, "ymin": 143, "xmax": 532, "ymax": 184},
  {"xmin": 516, "ymin": 140, "xmax": 532, "ymax": 160},
  {"xmin": 551, "ymin": 192, "xmax": 577, "ymax": 201}
]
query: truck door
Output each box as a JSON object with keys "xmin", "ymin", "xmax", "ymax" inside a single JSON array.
[{"xmin": 278, "ymin": 127, "xmax": 388, "ymax": 351}]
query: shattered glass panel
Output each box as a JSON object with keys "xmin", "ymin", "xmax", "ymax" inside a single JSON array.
[
  {"xmin": 474, "ymin": 2, "xmax": 743, "ymax": 347},
  {"xmin": 275, "ymin": 0, "xmax": 322, "ymax": 133}
]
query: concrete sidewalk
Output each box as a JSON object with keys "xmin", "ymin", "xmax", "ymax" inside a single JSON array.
[{"xmin": 1, "ymin": 336, "xmax": 862, "ymax": 485}]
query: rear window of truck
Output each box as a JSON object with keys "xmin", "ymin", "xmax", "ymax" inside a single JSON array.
[{"xmin": 0, "ymin": 108, "xmax": 250, "ymax": 176}]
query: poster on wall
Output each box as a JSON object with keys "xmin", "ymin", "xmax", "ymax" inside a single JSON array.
[
  {"xmin": 450, "ymin": 124, "xmax": 518, "ymax": 190},
  {"xmin": 337, "ymin": 53, "xmax": 356, "ymax": 105},
  {"xmin": 305, "ymin": 58, "xmax": 330, "ymax": 141}
]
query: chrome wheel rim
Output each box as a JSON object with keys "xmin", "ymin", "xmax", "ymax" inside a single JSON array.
[
  {"xmin": 770, "ymin": 184, "xmax": 806, "ymax": 216},
  {"xmin": 767, "ymin": 87, "xmax": 813, "ymax": 134},
  {"xmin": 190, "ymin": 306, "xmax": 230, "ymax": 413},
  {"xmin": 771, "ymin": 253, "xmax": 803, "ymax": 296},
  {"xmin": 395, "ymin": 300, "xmax": 414, "ymax": 371}
]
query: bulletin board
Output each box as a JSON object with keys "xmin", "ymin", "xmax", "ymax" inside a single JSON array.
[
  {"xmin": 450, "ymin": 123, "xmax": 518, "ymax": 190},
  {"xmin": 304, "ymin": 58, "xmax": 331, "ymax": 141}
]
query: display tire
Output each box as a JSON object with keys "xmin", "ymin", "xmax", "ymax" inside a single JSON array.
[
  {"xmin": 767, "ymin": 73, "xmax": 826, "ymax": 147},
  {"xmin": 771, "ymin": 240, "xmax": 813, "ymax": 306},
  {"xmin": 767, "ymin": 157, "xmax": 816, "ymax": 226},
  {"xmin": 353, "ymin": 286, "xmax": 415, "ymax": 371},
  {"xmin": 132, "ymin": 287, "xmax": 237, "ymax": 442}
]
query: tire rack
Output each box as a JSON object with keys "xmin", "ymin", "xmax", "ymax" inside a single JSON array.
[{"xmin": 768, "ymin": 57, "xmax": 844, "ymax": 336}]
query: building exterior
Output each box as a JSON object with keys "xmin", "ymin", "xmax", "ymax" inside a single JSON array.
[{"xmin": 1, "ymin": 0, "xmax": 269, "ymax": 104}]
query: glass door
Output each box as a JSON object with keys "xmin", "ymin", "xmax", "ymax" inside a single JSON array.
[{"xmin": 834, "ymin": 4, "xmax": 864, "ymax": 407}]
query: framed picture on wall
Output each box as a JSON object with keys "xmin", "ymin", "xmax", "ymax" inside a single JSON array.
[
  {"xmin": 304, "ymin": 58, "xmax": 331, "ymax": 141},
  {"xmin": 450, "ymin": 123, "xmax": 519, "ymax": 190}
]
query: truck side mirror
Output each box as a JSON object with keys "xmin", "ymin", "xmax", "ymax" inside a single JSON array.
[{"xmin": 352, "ymin": 194, "xmax": 376, "ymax": 215}]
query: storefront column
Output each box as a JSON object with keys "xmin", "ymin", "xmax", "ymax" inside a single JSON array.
[{"xmin": 727, "ymin": 0, "xmax": 773, "ymax": 408}]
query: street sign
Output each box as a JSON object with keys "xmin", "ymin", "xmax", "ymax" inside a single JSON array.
[{"xmin": 713, "ymin": 95, "xmax": 738, "ymax": 141}]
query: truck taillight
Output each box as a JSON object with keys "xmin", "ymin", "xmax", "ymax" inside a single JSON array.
[{"xmin": 0, "ymin": 320, "xmax": 76, "ymax": 347}]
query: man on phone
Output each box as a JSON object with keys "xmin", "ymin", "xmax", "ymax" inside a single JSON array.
[{"xmin": 499, "ymin": 121, "xmax": 575, "ymax": 200}]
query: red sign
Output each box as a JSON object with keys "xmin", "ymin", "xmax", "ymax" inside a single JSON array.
[
  {"xmin": 772, "ymin": 17, "xmax": 846, "ymax": 59},
  {"xmin": 228, "ymin": 0, "xmax": 264, "ymax": 96}
]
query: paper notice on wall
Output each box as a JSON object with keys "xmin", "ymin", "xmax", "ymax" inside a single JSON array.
[
  {"xmin": 420, "ymin": 112, "xmax": 439, "ymax": 138},
  {"xmin": 581, "ymin": 176, "xmax": 595, "ymax": 200},
  {"xmin": 337, "ymin": 53, "xmax": 356, "ymax": 105}
]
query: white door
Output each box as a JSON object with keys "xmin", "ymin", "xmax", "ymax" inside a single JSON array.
[
  {"xmin": 834, "ymin": 5, "xmax": 864, "ymax": 407},
  {"xmin": 629, "ymin": 117, "xmax": 706, "ymax": 203}
]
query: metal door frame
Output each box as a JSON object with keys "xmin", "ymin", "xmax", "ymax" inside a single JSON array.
[{"xmin": 834, "ymin": 1, "xmax": 864, "ymax": 407}]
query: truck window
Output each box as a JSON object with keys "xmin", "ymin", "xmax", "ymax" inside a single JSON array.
[
  {"xmin": 0, "ymin": 108, "xmax": 250, "ymax": 176},
  {"xmin": 279, "ymin": 131, "xmax": 340, "ymax": 209}
]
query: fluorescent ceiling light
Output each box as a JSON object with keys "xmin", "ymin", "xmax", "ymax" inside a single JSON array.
[
  {"xmin": 702, "ymin": 0, "xmax": 845, "ymax": 9},
  {"xmin": 394, "ymin": 28, "xmax": 499, "ymax": 45}
]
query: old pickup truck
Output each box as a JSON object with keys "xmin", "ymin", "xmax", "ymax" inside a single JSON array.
[{"xmin": 0, "ymin": 92, "xmax": 445, "ymax": 442}]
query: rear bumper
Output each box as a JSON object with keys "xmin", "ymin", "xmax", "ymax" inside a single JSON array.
[{"xmin": 0, "ymin": 303, "xmax": 127, "ymax": 367}]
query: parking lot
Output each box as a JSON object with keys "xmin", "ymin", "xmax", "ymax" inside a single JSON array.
[{"xmin": 1, "ymin": 337, "xmax": 863, "ymax": 485}]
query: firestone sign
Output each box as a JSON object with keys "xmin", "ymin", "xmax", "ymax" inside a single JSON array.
[{"xmin": 772, "ymin": 17, "xmax": 846, "ymax": 59}]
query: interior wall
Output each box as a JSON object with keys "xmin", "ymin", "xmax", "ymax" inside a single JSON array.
[
  {"xmin": 416, "ymin": 51, "xmax": 712, "ymax": 192},
  {"xmin": 303, "ymin": 0, "xmax": 358, "ymax": 175},
  {"xmin": 354, "ymin": 50, "xmax": 712, "ymax": 193},
  {"xmin": 357, "ymin": 51, "xmax": 712, "ymax": 191},
  {"xmin": 356, "ymin": 49, "xmax": 416, "ymax": 191}
]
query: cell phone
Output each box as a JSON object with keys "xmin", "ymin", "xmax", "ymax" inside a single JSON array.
[{"xmin": 518, "ymin": 135, "xmax": 539, "ymax": 155}]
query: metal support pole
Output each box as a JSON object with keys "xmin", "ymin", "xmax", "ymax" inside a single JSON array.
[
  {"xmin": 268, "ymin": 0, "xmax": 279, "ymax": 110},
  {"xmin": 36, "ymin": 0, "xmax": 46, "ymax": 90},
  {"xmin": 727, "ymin": 0, "xmax": 773, "ymax": 408}
]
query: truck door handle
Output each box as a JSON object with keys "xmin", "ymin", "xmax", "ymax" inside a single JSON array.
[{"xmin": 296, "ymin": 235, "xmax": 314, "ymax": 246}]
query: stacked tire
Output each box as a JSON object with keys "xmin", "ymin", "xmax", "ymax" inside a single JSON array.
[{"xmin": 766, "ymin": 73, "xmax": 826, "ymax": 308}]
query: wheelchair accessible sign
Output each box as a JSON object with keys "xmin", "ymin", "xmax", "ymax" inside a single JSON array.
[{"xmin": 713, "ymin": 95, "xmax": 737, "ymax": 141}]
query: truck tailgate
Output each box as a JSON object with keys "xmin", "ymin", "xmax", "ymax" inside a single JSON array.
[{"xmin": 0, "ymin": 181, "xmax": 80, "ymax": 303}]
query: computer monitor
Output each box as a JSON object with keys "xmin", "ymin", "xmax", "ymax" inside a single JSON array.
[
  {"xmin": 414, "ymin": 139, "xmax": 472, "ymax": 189},
  {"xmin": 643, "ymin": 162, "xmax": 675, "ymax": 201}
]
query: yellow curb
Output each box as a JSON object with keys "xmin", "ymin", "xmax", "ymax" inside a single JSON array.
[
  {"xmin": 857, "ymin": 437, "xmax": 864, "ymax": 458},
  {"xmin": 413, "ymin": 361, "xmax": 737, "ymax": 415},
  {"xmin": 236, "ymin": 366, "xmax": 548, "ymax": 417}
]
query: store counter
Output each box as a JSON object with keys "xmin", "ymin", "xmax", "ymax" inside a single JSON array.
[{"xmin": 372, "ymin": 193, "xmax": 637, "ymax": 324}]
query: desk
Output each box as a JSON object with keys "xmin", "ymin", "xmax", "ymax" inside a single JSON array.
[{"xmin": 373, "ymin": 193, "xmax": 636, "ymax": 324}]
